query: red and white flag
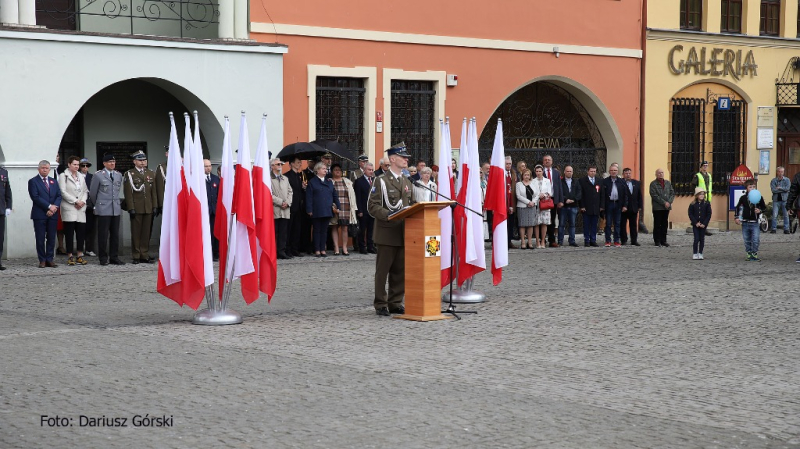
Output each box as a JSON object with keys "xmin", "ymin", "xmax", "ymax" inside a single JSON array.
[
  {"xmin": 483, "ymin": 119, "xmax": 509, "ymax": 285},
  {"xmin": 437, "ymin": 118, "xmax": 453, "ymax": 288},
  {"xmin": 252, "ymin": 115, "xmax": 277, "ymax": 301},
  {"xmin": 191, "ymin": 112, "xmax": 214, "ymax": 283},
  {"xmin": 214, "ymin": 117, "xmax": 235, "ymax": 297},
  {"xmin": 455, "ymin": 118, "xmax": 486, "ymax": 286},
  {"xmin": 232, "ymin": 113, "xmax": 259, "ymax": 304},
  {"xmin": 157, "ymin": 113, "xmax": 186, "ymax": 305}
]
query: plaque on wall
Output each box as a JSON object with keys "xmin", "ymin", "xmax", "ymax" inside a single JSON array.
[{"xmin": 96, "ymin": 142, "xmax": 147, "ymax": 174}]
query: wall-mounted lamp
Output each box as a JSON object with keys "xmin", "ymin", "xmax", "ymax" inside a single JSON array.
[{"xmin": 553, "ymin": 46, "xmax": 560, "ymax": 58}]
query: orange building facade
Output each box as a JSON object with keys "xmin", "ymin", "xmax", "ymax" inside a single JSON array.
[{"xmin": 252, "ymin": 1, "xmax": 644, "ymax": 175}]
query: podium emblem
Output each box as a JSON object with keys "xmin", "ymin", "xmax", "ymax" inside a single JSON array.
[{"xmin": 425, "ymin": 235, "xmax": 442, "ymax": 257}]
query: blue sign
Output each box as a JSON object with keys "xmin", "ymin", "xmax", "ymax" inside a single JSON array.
[
  {"xmin": 718, "ymin": 97, "xmax": 731, "ymax": 111},
  {"xmin": 729, "ymin": 185, "xmax": 745, "ymax": 211}
]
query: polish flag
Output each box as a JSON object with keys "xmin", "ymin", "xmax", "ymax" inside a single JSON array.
[
  {"xmin": 437, "ymin": 118, "xmax": 453, "ymax": 288},
  {"xmin": 191, "ymin": 111, "xmax": 214, "ymax": 285},
  {"xmin": 157, "ymin": 113, "xmax": 186, "ymax": 305},
  {"xmin": 483, "ymin": 119, "xmax": 509, "ymax": 285},
  {"xmin": 455, "ymin": 118, "xmax": 486, "ymax": 286},
  {"xmin": 252, "ymin": 115, "xmax": 277, "ymax": 301},
  {"xmin": 214, "ymin": 117, "xmax": 234, "ymax": 298},
  {"xmin": 178, "ymin": 112, "xmax": 208, "ymax": 310},
  {"xmin": 231, "ymin": 113, "xmax": 259, "ymax": 304}
]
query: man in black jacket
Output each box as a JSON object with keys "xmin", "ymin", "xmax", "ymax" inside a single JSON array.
[
  {"xmin": 619, "ymin": 167, "xmax": 643, "ymax": 246},
  {"xmin": 354, "ymin": 162, "xmax": 376, "ymax": 254},
  {"xmin": 558, "ymin": 165, "xmax": 581, "ymax": 247},
  {"xmin": 285, "ymin": 156, "xmax": 307, "ymax": 257},
  {"xmin": 599, "ymin": 163, "xmax": 629, "ymax": 247},
  {"xmin": 579, "ymin": 166, "xmax": 601, "ymax": 247},
  {"xmin": 204, "ymin": 159, "xmax": 220, "ymax": 261}
]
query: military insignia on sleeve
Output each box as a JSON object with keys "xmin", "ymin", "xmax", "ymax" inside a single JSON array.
[
  {"xmin": 371, "ymin": 186, "xmax": 376, "ymax": 193},
  {"xmin": 425, "ymin": 235, "xmax": 442, "ymax": 257}
]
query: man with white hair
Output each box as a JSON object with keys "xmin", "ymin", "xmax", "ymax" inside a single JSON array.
[
  {"xmin": 271, "ymin": 158, "xmax": 293, "ymax": 259},
  {"xmin": 374, "ymin": 157, "xmax": 389, "ymax": 177}
]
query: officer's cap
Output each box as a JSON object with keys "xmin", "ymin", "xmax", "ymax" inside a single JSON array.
[
  {"xmin": 102, "ymin": 153, "xmax": 116, "ymax": 162},
  {"xmin": 701, "ymin": 161, "xmax": 709, "ymax": 166},
  {"xmin": 131, "ymin": 150, "xmax": 147, "ymax": 161},
  {"xmin": 386, "ymin": 142, "xmax": 410, "ymax": 158},
  {"xmin": 357, "ymin": 155, "xmax": 369, "ymax": 162}
]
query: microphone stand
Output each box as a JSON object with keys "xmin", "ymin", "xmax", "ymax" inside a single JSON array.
[{"xmin": 411, "ymin": 179, "xmax": 480, "ymax": 320}]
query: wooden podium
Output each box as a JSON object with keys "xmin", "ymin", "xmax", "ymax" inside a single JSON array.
[{"xmin": 388, "ymin": 201, "xmax": 454, "ymax": 321}]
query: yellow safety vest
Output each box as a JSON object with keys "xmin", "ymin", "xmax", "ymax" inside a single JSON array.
[{"xmin": 696, "ymin": 172, "xmax": 712, "ymax": 201}]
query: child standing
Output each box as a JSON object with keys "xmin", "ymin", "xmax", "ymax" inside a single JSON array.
[
  {"xmin": 688, "ymin": 187, "xmax": 712, "ymax": 260},
  {"xmin": 735, "ymin": 179, "xmax": 767, "ymax": 261}
]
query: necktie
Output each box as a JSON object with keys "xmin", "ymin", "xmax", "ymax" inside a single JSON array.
[
  {"xmin": 368, "ymin": 177, "xmax": 373, "ymax": 186},
  {"xmin": 590, "ymin": 178, "xmax": 594, "ymax": 185},
  {"xmin": 43, "ymin": 177, "xmax": 49, "ymax": 191},
  {"xmin": 207, "ymin": 175, "xmax": 211, "ymax": 182},
  {"xmin": 109, "ymin": 172, "xmax": 113, "ymax": 181},
  {"xmin": 547, "ymin": 168, "xmax": 551, "ymax": 179}
]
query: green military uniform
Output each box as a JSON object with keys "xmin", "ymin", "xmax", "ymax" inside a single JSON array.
[
  {"xmin": 368, "ymin": 166, "xmax": 416, "ymax": 312},
  {"xmin": 155, "ymin": 163, "xmax": 166, "ymax": 209},
  {"xmin": 123, "ymin": 152, "xmax": 157, "ymax": 262}
]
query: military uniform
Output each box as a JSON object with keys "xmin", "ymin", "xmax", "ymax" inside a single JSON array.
[
  {"xmin": 367, "ymin": 144, "xmax": 415, "ymax": 314},
  {"xmin": 155, "ymin": 163, "xmax": 166, "ymax": 210},
  {"xmin": 123, "ymin": 151, "xmax": 157, "ymax": 263},
  {"xmin": 89, "ymin": 154, "xmax": 124, "ymax": 265}
]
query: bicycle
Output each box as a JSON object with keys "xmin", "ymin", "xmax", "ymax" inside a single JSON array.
[{"xmin": 760, "ymin": 211, "xmax": 798, "ymax": 233}]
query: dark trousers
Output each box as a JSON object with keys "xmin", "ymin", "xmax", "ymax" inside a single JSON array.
[
  {"xmin": 274, "ymin": 218, "xmax": 289, "ymax": 255},
  {"xmin": 130, "ymin": 213, "xmax": 152, "ymax": 260},
  {"xmin": 653, "ymin": 210, "xmax": 670, "ymax": 244},
  {"xmin": 287, "ymin": 210, "xmax": 303, "ymax": 255},
  {"xmin": 33, "ymin": 217, "xmax": 58, "ymax": 262},
  {"xmin": 63, "ymin": 221, "xmax": 86, "ymax": 254},
  {"xmin": 546, "ymin": 219, "xmax": 557, "ymax": 244},
  {"xmin": 0, "ymin": 215, "xmax": 5, "ymax": 261},
  {"xmin": 374, "ymin": 244, "xmax": 405, "ymax": 310},
  {"xmin": 692, "ymin": 226, "xmax": 706, "ymax": 254},
  {"xmin": 84, "ymin": 209, "xmax": 96, "ymax": 253},
  {"xmin": 507, "ymin": 212, "xmax": 516, "ymax": 243},
  {"xmin": 300, "ymin": 212, "xmax": 313, "ymax": 253},
  {"xmin": 209, "ymin": 212, "xmax": 219, "ymax": 259},
  {"xmin": 96, "ymin": 215, "xmax": 121, "ymax": 262},
  {"xmin": 486, "ymin": 211, "xmax": 493, "ymax": 241},
  {"xmin": 311, "ymin": 217, "xmax": 329, "ymax": 252},
  {"xmin": 604, "ymin": 201, "xmax": 622, "ymax": 243},
  {"xmin": 582, "ymin": 214, "xmax": 598, "ymax": 243},
  {"xmin": 620, "ymin": 209, "xmax": 639, "ymax": 244},
  {"xmin": 357, "ymin": 214, "xmax": 374, "ymax": 251},
  {"xmin": 558, "ymin": 206, "xmax": 578, "ymax": 245}
]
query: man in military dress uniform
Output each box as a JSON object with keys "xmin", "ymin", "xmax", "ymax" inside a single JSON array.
[
  {"xmin": 123, "ymin": 150, "xmax": 157, "ymax": 264},
  {"xmin": 154, "ymin": 146, "xmax": 168, "ymax": 216},
  {"xmin": 0, "ymin": 164, "xmax": 12, "ymax": 270},
  {"xmin": 89, "ymin": 153, "xmax": 125, "ymax": 266},
  {"xmin": 348, "ymin": 154, "xmax": 369, "ymax": 182},
  {"xmin": 368, "ymin": 142, "xmax": 416, "ymax": 316}
]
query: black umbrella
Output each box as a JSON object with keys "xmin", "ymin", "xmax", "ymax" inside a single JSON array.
[
  {"xmin": 276, "ymin": 141, "xmax": 327, "ymax": 162},
  {"xmin": 311, "ymin": 139, "xmax": 358, "ymax": 162}
]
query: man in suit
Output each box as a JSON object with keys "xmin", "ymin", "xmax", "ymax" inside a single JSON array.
[
  {"xmin": 28, "ymin": 160, "xmax": 62, "ymax": 267},
  {"xmin": 354, "ymin": 162, "xmax": 376, "ymax": 254},
  {"xmin": 542, "ymin": 155, "xmax": 563, "ymax": 247},
  {"xmin": 620, "ymin": 167, "xmax": 643, "ymax": 246},
  {"xmin": 0, "ymin": 165, "xmax": 12, "ymax": 270},
  {"xmin": 374, "ymin": 157, "xmax": 389, "ymax": 177},
  {"xmin": 203, "ymin": 159, "xmax": 220, "ymax": 261},
  {"xmin": 368, "ymin": 143, "xmax": 415, "ymax": 316},
  {"xmin": 579, "ymin": 165, "xmax": 601, "ymax": 247},
  {"xmin": 348, "ymin": 155, "xmax": 369, "ymax": 182},
  {"xmin": 79, "ymin": 159, "xmax": 97, "ymax": 257},
  {"xmin": 284, "ymin": 156, "xmax": 307, "ymax": 257},
  {"xmin": 599, "ymin": 163, "xmax": 629, "ymax": 247},
  {"xmin": 90, "ymin": 153, "xmax": 125, "ymax": 265},
  {"xmin": 558, "ymin": 165, "xmax": 581, "ymax": 247},
  {"xmin": 271, "ymin": 159, "xmax": 293, "ymax": 259},
  {"xmin": 123, "ymin": 151, "xmax": 157, "ymax": 264},
  {"xmin": 505, "ymin": 156, "xmax": 518, "ymax": 248},
  {"xmin": 410, "ymin": 160, "xmax": 426, "ymax": 182}
]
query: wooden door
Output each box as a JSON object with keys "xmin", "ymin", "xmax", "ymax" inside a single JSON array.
[{"xmin": 777, "ymin": 134, "xmax": 800, "ymax": 179}]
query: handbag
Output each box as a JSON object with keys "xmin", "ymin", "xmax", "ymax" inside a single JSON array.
[
  {"xmin": 348, "ymin": 222, "xmax": 360, "ymax": 237},
  {"xmin": 539, "ymin": 197, "xmax": 555, "ymax": 210}
]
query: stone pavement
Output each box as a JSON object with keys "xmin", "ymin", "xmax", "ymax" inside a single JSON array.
[{"xmin": 1, "ymin": 231, "xmax": 799, "ymax": 448}]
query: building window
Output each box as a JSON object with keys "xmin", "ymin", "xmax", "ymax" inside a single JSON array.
[
  {"xmin": 797, "ymin": 0, "xmax": 800, "ymax": 37},
  {"xmin": 711, "ymin": 100, "xmax": 746, "ymax": 193},
  {"xmin": 36, "ymin": 0, "xmax": 78, "ymax": 31},
  {"xmin": 316, "ymin": 77, "xmax": 365, "ymax": 163},
  {"xmin": 669, "ymin": 99, "xmax": 705, "ymax": 196},
  {"xmin": 721, "ymin": 0, "xmax": 743, "ymax": 33},
  {"xmin": 680, "ymin": 0, "xmax": 703, "ymax": 30},
  {"xmin": 760, "ymin": 0, "xmax": 781, "ymax": 36},
  {"xmin": 390, "ymin": 80, "xmax": 436, "ymax": 165}
]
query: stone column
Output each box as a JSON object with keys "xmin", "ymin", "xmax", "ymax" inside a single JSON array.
[
  {"xmin": 234, "ymin": 0, "xmax": 247, "ymax": 39},
  {"xmin": 0, "ymin": 0, "xmax": 20, "ymax": 25},
  {"xmin": 218, "ymin": 0, "xmax": 234, "ymax": 39},
  {"xmin": 17, "ymin": 0, "xmax": 35, "ymax": 26}
]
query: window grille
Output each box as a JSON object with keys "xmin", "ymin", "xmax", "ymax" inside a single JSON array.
[
  {"xmin": 669, "ymin": 99, "xmax": 705, "ymax": 196},
  {"xmin": 316, "ymin": 77, "xmax": 365, "ymax": 167},
  {"xmin": 390, "ymin": 80, "xmax": 436, "ymax": 165}
]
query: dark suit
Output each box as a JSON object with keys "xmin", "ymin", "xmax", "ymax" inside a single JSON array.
[
  {"xmin": 305, "ymin": 176, "xmax": 340, "ymax": 252},
  {"xmin": 600, "ymin": 176, "xmax": 629, "ymax": 244},
  {"xmin": 285, "ymin": 169, "xmax": 307, "ymax": 256},
  {"xmin": 543, "ymin": 167, "xmax": 562, "ymax": 243},
  {"xmin": 354, "ymin": 174, "xmax": 375, "ymax": 252},
  {"xmin": 620, "ymin": 179, "xmax": 643, "ymax": 245},
  {"xmin": 206, "ymin": 174, "xmax": 220, "ymax": 259},
  {"xmin": 83, "ymin": 172, "xmax": 96, "ymax": 253},
  {"xmin": 578, "ymin": 176, "xmax": 600, "ymax": 244},
  {"xmin": 0, "ymin": 168, "xmax": 12, "ymax": 264},
  {"xmin": 558, "ymin": 176, "xmax": 581, "ymax": 245},
  {"xmin": 29, "ymin": 175, "xmax": 62, "ymax": 262}
]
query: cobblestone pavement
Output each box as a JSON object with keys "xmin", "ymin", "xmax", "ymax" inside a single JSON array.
[{"xmin": 1, "ymin": 231, "xmax": 799, "ymax": 448}]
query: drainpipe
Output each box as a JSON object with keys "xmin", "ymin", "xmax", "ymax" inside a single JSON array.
[{"xmin": 639, "ymin": 0, "xmax": 649, "ymax": 233}]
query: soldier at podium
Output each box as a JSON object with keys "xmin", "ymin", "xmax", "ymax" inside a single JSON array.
[{"xmin": 368, "ymin": 142, "xmax": 416, "ymax": 317}]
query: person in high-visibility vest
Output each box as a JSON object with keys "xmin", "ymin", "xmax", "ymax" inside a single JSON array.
[{"xmin": 690, "ymin": 161, "xmax": 713, "ymax": 235}]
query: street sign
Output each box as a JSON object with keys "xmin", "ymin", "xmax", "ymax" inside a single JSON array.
[{"xmin": 718, "ymin": 97, "xmax": 731, "ymax": 111}]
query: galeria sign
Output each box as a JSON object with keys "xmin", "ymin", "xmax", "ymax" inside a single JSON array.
[{"xmin": 668, "ymin": 45, "xmax": 757, "ymax": 80}]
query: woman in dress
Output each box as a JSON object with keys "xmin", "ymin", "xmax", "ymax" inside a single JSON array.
[
  {"xmin": 413, "ymin": 167, "xmax": 438, "ymax": 203},
  {"xmin": 531, "ymin": 164, "xmax": 553, "ymax": 249},
  {"xmin": 306, "ymin": 162, "xmax": 340, "ymax": 257},
  {"xmin": 57, "ymin": 156, "xmax": 89, "ymax": 265},
  {"xmin": 329, "ymin": 164, "xmax": 357, "ymax": 256},
  {"xmin": 515, "ymin": 169, "xmax": 536, "ymax": 249}
]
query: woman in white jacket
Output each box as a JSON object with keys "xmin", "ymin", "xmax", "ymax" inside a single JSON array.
[
  {"xmin": 413, "ymin": 167, "xmax": 438, "ymax": 203},
  {"xmin": 58, "ymin": 156, "xmax": 89, "ymax": 265}
]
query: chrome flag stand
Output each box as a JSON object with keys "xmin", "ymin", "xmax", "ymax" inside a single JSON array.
[{"xmin": 448, "ymin": 276, "xmax": 487, "ymax": 304}]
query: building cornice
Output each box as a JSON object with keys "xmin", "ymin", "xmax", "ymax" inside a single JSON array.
[{"xmin": 647, "ymin": 28, "xmax": 800, "ymax": 50}]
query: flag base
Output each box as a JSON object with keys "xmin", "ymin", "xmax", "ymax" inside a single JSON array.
[
  {"xmin": 192, "ymin": 308, "xmax": 243, "ymax": 325},
  {"xmin": 443, "ymin": 288, "xmax": 486, "ymax": 304}
]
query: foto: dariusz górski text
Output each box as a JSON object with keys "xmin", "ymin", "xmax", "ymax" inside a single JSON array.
[{"xmin": 40, "ymin": 414, "xmax": 174, "ymax": 427}]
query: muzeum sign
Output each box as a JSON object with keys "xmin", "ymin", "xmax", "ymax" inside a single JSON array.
[{"xmin": 668, "ymin": 45, "xmax": 758, "ymax": 80}]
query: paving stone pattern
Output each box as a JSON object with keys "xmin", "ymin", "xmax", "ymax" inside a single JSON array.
[{"xmin": 1, "ymin": 231, "xmax": 799, "ymax": 448}]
